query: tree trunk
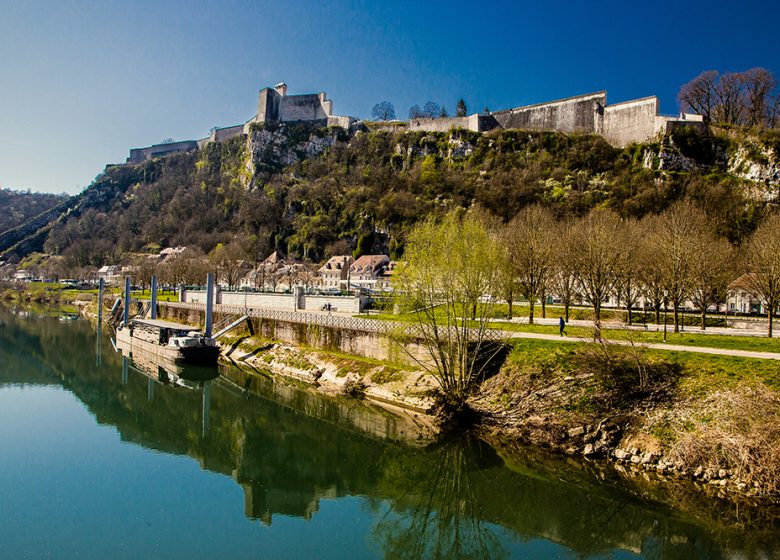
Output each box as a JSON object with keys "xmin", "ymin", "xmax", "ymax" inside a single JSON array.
[
  {"xmin": 593, "ymin": 303, "xmax": 602, "ymax": 340},
  {"xmin": 674, "ymin": 306, "xmax": 680, "ymax": 333},
  {"xmin": 701, "ymin": 308, "xmax": 707, "ymax": 331},
  {"xmin": 529, "ymin": 300, "xmax": 535, "ymax": 325},
  {"xmin": 542, "ymin": 294, "xmax": 547, "ymax": 319},
  {"xmin": 627, "ymin": 303, "xmax": 632, "ymax": 326},
  {"xmin": 655, "ymin": 305, "xmax": 660, "ymax": 325},
  {"xmin": 507, "ymin": 298, "xmax": 514, "ymax": 320},
  {"xmin": 770, "ymin": 301, "xmax": 775, "ymax": 338},
  {"xmin": 564, "ymin": 302, "xmax": 570, "ymax": 322}
]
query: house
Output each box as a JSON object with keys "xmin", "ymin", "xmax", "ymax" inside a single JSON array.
[
  {"xmin": 318, "ymin": 256, "xmax": 353, "ymax": 291},
  {"xmin": 13, "ymin": 269, "xmax": 35, "ymax": 282},
  {"xmin": 726, "ymin": 274, "xmax": 766, "ymax": 314},
  {"xmin": 376, "ymin": 261, "xmax": 404, "ymax": 291},
  {"xmin": 97, "ymin": 265, "xmax": 122, "ymax": 286},
  {"xmin": 349, "ymin": 255, "xmax": 390, "ymax": 291}
]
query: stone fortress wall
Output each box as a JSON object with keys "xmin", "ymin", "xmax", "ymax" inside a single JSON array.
[
  {"xmin": 409, "ymin": 91, "xmax": 705, "ymax": 147},
  {"xmin": 127, "ymin": 82, "xmax": 355, "ymax": 163},
  {"xmin": 126, "ymin": 81, "xmax": 708, "ymax": 164}
]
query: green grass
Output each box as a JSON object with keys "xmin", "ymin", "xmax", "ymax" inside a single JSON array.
[
  {"xmin": 364, "ymin": 310, "xmax": 780, "ymax": 354},
  {"xmin": 133, "ymin": 289, "xmax": 179, "ymax": 302},
  {"xmin": 505, "ymin": 338, "xmax": 780, "ymax": 394}
]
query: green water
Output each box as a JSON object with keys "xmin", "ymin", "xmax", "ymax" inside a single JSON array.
[{"xmin": 0, "ymin": 307, "xmax": 776, "ymax": 559}]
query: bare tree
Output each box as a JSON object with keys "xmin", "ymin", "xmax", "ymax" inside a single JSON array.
[
  {"xmin": 637, "ymin": 215, "xmax": 666, "ymax": 325},
  {"xmin": 209, "ymin": 240, "xmax": 249, "ymax": 290},
  {"xmin": 678, "ymin": 70, "xmax": 719, "ymax": 121},
  {"xmin": 713, "ymin": 71, "xmax": 746, "ymax": 125},
  {"xmin": 743, "ymin": 214, "xmax": 780, "ymax": 337},
  {"xmin": 569, "ymin": 209, "xmax": 623, "ymax": 339},
  {"xmin": 614, "ymin": 218, "xmax": 643, "ymax": 326},
  {"xmin": 742, "ymin": 67, "xmax": 778, "ymax": 127},
  {"xmin": 653, "ymin": 201, "xmax": 709, "ymax": 333},
  {"xmin": 502, "ymin": 205, "xmax": 556, "ymax": 324},
  {"xmin": 690, "ymin": 234, "xmax": 734, "ymax": 330},
  {"xmin": 549, "ymin": 221, "xmax": 579, "ymax": 322}
]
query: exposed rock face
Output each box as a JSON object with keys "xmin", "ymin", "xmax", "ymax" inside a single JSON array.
[
  {"xmin": 247, "ymin": 124, "xmax": 345, "ymax": 171},
  {"xmin": 728, "ymin": 144, "xmax": 780, "ymax": 200}
]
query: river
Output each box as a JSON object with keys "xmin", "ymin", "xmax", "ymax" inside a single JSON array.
[{"xmin": 0, "ymin": 307, "xmax": 776, "ymax": 559}]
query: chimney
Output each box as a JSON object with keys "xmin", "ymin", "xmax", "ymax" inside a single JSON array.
[{"xmin": 274, "ymin": 82, "xmax": 288, "ymax": 97}]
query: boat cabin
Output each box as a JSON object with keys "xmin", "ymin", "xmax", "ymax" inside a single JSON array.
[{"xmin": 128, "ymin": 318, "xmax": 205, "ymax": 346}]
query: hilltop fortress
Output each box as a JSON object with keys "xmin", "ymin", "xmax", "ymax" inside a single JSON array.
[{"xmin": 126, "ymin": 83, "xmax": 704, "ymax": 163}]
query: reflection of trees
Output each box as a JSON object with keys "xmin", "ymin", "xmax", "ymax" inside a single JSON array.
[{"xmin": 373, "ymin": 439, "xmax": 507, "ymax": 560}]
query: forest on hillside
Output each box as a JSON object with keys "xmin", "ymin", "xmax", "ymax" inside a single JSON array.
[
  {"xmin": 0, "ymin": 188, "xmax": 68, "ymax": 235},
  {"xmin": 0, "ymin": 120, "xmax": 771, "ymax": 269}
]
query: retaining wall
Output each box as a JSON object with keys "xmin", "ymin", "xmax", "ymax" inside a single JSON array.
[{"xmin": 491, "ymin": 92, "xmax": 606, "ymax": 134}]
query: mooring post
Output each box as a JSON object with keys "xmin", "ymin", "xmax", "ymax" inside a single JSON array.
[
  {"xmin": 123, "ymin": 276, "xmax": 131, "ymax": 327},
  {"xmin": 97, "ymin": 278, "xmax": 105, "ymax": 326},
  {"xmin": 150, "ymin": 275, "xmax": 158, "ymax": 319},
  {"xmin": 205, "ymin": 272, "xmax": 214, "ymax": 337}
]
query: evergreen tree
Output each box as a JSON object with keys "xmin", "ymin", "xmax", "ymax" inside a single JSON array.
[{"xmin": 456, "ymin": 98, "xmax": 467, "ymax": 117}]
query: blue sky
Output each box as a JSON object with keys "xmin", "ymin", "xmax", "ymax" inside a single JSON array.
[{"xmin": 1, "ymin": 0, "xmax": 777, "ymax": 194}]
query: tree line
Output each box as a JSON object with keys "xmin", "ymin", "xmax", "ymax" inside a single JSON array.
[
  {"xmin": 678, "ymin": 67, "xmax": 779, "ymax": 127},
  {"xmin": 400, "ymin": 204, "xmax": 780, "ymax": 340}
]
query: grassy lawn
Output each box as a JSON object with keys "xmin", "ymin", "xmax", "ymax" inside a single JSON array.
[
  {"xmin": 133, "ymin": 289, "xmax": 179, "ymax": 302},
  {"xmin": 365, "ymin": 310, "xmax": 780, "ymax": 354},
  {"xmin": 506, "ymin": 338, "xmax": 780, "ymax": 394}
]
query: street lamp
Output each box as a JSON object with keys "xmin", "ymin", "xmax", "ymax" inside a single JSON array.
[{"xmin": 663, "ymin": 289, "xmax": 669, "ymax": 343}]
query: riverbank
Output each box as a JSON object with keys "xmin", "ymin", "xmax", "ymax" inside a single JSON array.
[
  {"xmin": 473, "ymin": 339, "xmax": 780, "ymax": 504},
  {"xmin": 24, "ymin": 291, "xmax": 780, "ymax": 510}
]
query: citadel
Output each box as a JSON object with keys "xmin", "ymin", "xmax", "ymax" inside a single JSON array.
[{"xmin": 127, "ymin": 82, "xmax": 704, "ymax": 164}]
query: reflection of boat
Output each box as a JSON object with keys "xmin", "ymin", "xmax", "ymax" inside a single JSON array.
[
  {"xmin": 116, "ymin": 335, "xmax": 219, "ymax": 389},
  {"xmin": 115, "ymin": 318, "xmax": 219, "ymax": 366},
  {"xmin": 59, "ymin": 312, "xmax": 79, "ymax": 321}
]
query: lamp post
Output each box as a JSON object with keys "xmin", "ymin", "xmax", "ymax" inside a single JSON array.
[{"xmin": 663, "ymin": 289, "xmax": 669, "ymax": 343}]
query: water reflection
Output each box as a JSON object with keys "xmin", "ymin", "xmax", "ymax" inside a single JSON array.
[{"xmin": 0, "ymin": 306, "xmax": 777, "ymax": 559}]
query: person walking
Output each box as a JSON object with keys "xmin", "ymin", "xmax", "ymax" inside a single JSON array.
[{"xmin": 559, "ymin": 316, "xmax": 567, "ymax": 336}]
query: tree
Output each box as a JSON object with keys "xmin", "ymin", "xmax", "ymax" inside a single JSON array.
[
  {"xmin": 653, "ymin": 201, "xmax": 708, "ymax": 333},
  {"xmin": 393, "ymin": 210, "xmax": 504, "ymax": 415},
  {"xmin": 678, "ymin": 68, "xmax": 779, "ymax": 127},
  {"xmin": 409, "ymin": 105, "xmax": 423, "ymax": 119},
  {"xmin": 209, "ymin": 240, "xmax": 248, "ymax": 290},
  {"xmin": 371, "ymin": 101, "xmax": 396, "ymax": 121},
  {"xmin": 742, "ymin": 68, "xmax": 777, "ymax": 127},
  {"xmin": 549, "ymin": 221, "xmax": 579, "ymax": 322},
  {"xmin": 689, "ymin": 234, "xmax": 733, "ymax": 331},
  {"xmin": 678, "ymin": 70, "xmax": 719, "ymax": 121},
  {"xmin": 743, "ymin": 214, "xmax": 780, "ymax": 337},
  {"xmin": 502, "ymin": 205, "xmax": 556, "ymax": 324},
  {"xmin": 133, "ymin": 256, "xmax": 158, "ymax": 293},
  {"xmin": 422, "ymin": 101, "xmax": 441, "ymax": 119},
  {"xmin": 439, "ymin": 106, "xmax": 449, "ymax": 118},
  {"xmin": 613, "ymin": 218, "xmax": 642, "ymax": 326},
  {"xmin": 456, "ymin": 99, "xmax": 468, "ymax": 117},
  {"xmin": 569, "ymin": 209, "xmax": 623, "ymax": 339}
]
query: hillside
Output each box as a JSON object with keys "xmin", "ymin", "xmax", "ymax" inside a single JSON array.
[
  {"xmin": 0, "ymin": 189, "xmax": 69, "ymax": 237},
  {"xmin": 2, "ymin": 122, "xmax": 778, "ymax": 266}
]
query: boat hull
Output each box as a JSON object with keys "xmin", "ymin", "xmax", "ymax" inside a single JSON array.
[{"xmin": 116, "ymin": 328, "xmax": 220, "ymax": 366}]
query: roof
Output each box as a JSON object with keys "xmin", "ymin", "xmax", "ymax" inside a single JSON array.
[
  {"xmin": 133, "ymin": 318, "xmax": 201, "ymax": 331},
  {"xmin": 319, "ymin": 255, "xmax": 352, "ymax": 273},
  {"xmin": 350, "ymin": 255, "xmax": 390, "ymax": 273}
]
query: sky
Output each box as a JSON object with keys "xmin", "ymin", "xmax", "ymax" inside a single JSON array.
[{"xmin": 1, "ymin": 0, "xmax": 777, "ymax": 194}]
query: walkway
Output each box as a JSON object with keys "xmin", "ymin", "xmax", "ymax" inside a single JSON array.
[{"xmin": 160, "ymin": 301, "xmax": 780, "ymax": 361}]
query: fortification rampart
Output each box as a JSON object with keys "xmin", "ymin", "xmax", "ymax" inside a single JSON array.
[
  {"xmin": 492, "ymin": 92, "xmax": 606, "ymax": 135},
  {"xmin": 126, "ymin": 140, "xmax": 199, "ymax": 164},
  {"xmin": 602, "ymin": 96, "xmax": 659, "ymax": 148}
]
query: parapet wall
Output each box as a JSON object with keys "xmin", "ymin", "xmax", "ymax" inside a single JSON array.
[
  {"xmin": 407, "ymin": 114, "xmax": 498, "ymax": 133},
  {"xmin": 491, "ymin": 92, "xmax": 607, "ymax": 135},
  {"xmin": 127, "ymin": 140, "xmax": 199, "ymax": 164},
  {"xmin": 182, "ymin": 288, "xmax": 364, "ymax": 313},
  {"xmin": 603, "ymin": 97, "xmax": 659, "ymax": 147}
]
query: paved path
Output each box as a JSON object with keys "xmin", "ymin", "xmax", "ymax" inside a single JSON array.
[{"xmin": 503, "ymin": 330, "xmax": 780, "ymax": 361}]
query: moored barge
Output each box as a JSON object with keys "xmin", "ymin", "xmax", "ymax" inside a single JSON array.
[{"xmin": 115, "ymin": 318, "xmax": 219, "ymax": 366}]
